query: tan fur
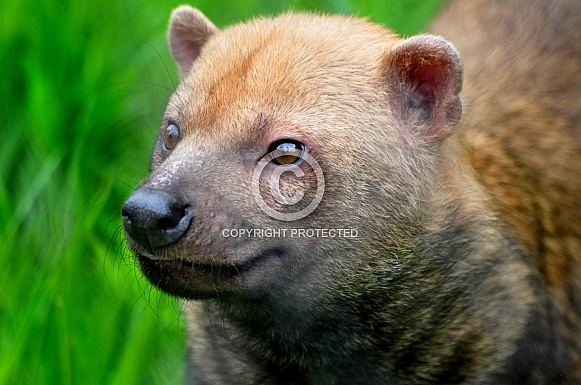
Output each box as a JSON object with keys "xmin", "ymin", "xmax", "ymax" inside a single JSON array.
[{"xmin": 122, "ymin": 1, "xmax": 581, "ymax": 383}]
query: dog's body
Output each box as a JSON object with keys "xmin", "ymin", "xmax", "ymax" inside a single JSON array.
[
  {"xmin": 432, "ymin": 0, "xmax": 581, "ymax": 309},
  {"xmin": 122, "ymin": 0, "xmax": 581, "ymax": 383}
]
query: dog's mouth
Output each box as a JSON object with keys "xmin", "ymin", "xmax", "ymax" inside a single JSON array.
[{"xmin": 137, "ymin": 248, "xmax": 286, "ymax": 299}]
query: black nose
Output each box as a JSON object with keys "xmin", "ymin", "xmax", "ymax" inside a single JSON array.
[{"xmin": 122, "ymin": 187, "xmax": 193, "ymax": 252}]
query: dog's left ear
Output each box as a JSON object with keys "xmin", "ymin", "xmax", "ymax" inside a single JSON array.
[
  {"xmin": 168, "ymin": 6, "xmax": 219, "ymax": 78},
  {"xmin": 382, "ymin": 35, "xmax": 463, "ymax": 143}
]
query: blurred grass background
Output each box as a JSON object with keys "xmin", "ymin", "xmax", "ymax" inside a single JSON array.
[{"xmin": 0, "ymin": 0, "xmax": 445, "ymax": 384}]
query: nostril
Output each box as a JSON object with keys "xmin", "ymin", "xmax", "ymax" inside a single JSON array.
[
  {"xmin": 157, "ymin": 205, "xmax": 190, "ymax": 230},
  {"xmin": 157, "ymin": 217, "xmax": 175, "ymax": 230},
  {"xmin": 121, "ymin": 209, "xmax": 132, "ymax": 228}
]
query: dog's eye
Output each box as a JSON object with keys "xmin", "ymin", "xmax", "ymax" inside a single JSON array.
[
  {"xmin": 269, "ymin": 140, "xmax": 304, "ymax": 166},
  {"xmin": 163, "ymin": 124, "xmax": 180, "ymax": 151}
]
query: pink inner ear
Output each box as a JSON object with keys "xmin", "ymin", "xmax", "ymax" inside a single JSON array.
[
  {"xmin": 386, "ymin": 35, "xmax": 463, "ymax": 142},
  {"xmin": 394, "ymin": 48, "xmax": 456, "ymax": 109},
  {"xmin": 415, "ymin": 62, "xmax": 450, "ymax": 107},
  {"xmin": 171, "ymin": 35, "xmax": 204, "ymax": 74}
]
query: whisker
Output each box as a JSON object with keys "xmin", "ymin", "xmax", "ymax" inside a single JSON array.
[{"xmin": 140, "ymin": 39, "xmax": 177, "ymax": 91}]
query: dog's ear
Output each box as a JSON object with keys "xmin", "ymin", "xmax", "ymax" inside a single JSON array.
[
  {"xmin": 382, "ymin": 35, "xmax": 463, "ymax": 143},
  {"xmin": 168, "ymin": 6, "xmax": 218, "ymax": 78}
]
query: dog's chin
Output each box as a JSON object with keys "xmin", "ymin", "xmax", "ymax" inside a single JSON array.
[{"xmin": 137, "ymin": 248, "xmax": 287, "ymax": 300}]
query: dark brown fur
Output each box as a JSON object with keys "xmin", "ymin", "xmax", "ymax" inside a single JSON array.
[
  {"xmin": 122, "ymin": 0, "xmax": 581, "ymax": 383},
  {"xmin": 432, "ymin": 0, "xmax": 581, "ymax": 308}
]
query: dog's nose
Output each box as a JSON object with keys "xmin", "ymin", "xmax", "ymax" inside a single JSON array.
[{"xmin": 122, "ymin": 187, "xmax": 193, "ymax": 252}]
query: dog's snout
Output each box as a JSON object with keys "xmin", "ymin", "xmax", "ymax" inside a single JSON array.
[{"xmin": 122, "ymin": 187, "xmax": 193, "ymax": 252}]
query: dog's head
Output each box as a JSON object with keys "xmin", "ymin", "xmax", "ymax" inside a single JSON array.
[{"xmin": 122, "ymin": 7, "xmax": 462, "ymax": 303}]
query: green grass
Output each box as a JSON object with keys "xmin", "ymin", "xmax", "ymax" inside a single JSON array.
[{"xmin": 0, "ymin": 0, "xmax": 445, "ymax": 383}]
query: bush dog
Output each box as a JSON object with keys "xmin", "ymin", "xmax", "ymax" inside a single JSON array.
[{"xmin": 122, "ymin": 0, "xmax": 581, "ymax": 383}]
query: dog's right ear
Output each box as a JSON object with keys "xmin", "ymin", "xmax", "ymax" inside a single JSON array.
[
  {"xmin": 382, "ymin": 35, "xmax": 463, "ymax": 144},
  {"xmin": 168, "ymin": 6, "xmax": 218, "ymax": 78}
]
